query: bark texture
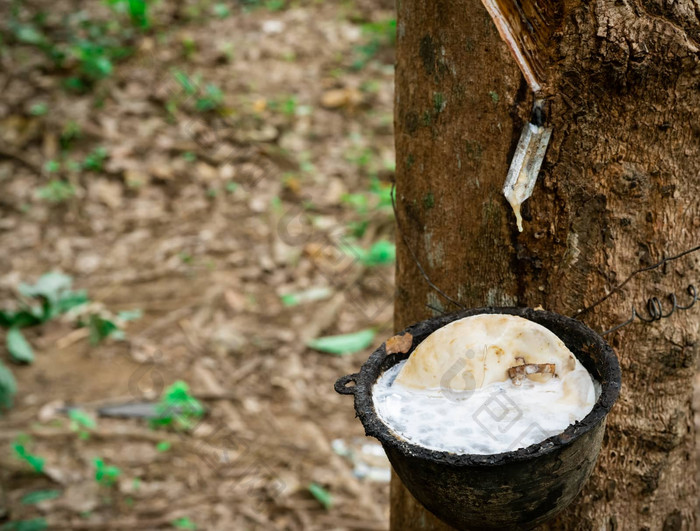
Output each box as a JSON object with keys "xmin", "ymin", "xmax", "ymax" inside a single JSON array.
[{"xmin": 392, "ymin": 0, "xmax": 700, "ymax": 528}]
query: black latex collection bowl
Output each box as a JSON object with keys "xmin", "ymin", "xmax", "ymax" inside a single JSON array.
[{"xmin": 335, "ymin": 307, "xmax": 621, "ymax": 530}]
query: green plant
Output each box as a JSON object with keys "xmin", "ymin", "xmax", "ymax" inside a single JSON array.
[
  {"xmin": 156, "ymin": 441, "xmax": 171, "ymax": 452},
  {"xmin": 69, "ymin": 408, "xmax": 97, "ymax": 439},
  {"xmin": 12, "ymin": 436, "xmax": 45, "ymax": 473},
  {"xmin": 181, "ymin": 35, "xmax": 197, "ymax": 58},
  {"xmin": 0, "ymin": 363, "xmax": 16, "ymax": 411},
  {"xmin": 349, "ymin": 239, "xmax": 396, "ymax": 266},
  {"xmin": 342, "ymin": 177, "xmax": 393, "ymax": 237},
  {"xmin": 87, "ymin": 315, "xmax": 119, "ymax": 344},
  {"xmin": 195, "ymin": 84, "xmax": 224, "ymax": 112},
  {"xmin": 83, "ymin": 146, "xmax": 109, "ymax": 171},
  {"xmin": 172, "ymin": 517, "xmax": 197, "ymax": 530},
  {"xmin": 43, "ymin": 160, "xmax": 60, "ymax": 173},
  {"xmin": 171, "ymin": 70, "xmax": 224, "ymax": 112},
  {"xmin": 107, "ymin": 0, "xmax": 150, "ymax": 29},
  {"xmin": 36, "ymin": 180, "xmax": 76, "ymax": 203},
  {"xmin": 0, "ymin": 518, "xmax": 48, "ymax": 531},
  {"xmin": 212, "ymin": 3, "xmax": 231, "ymax": 18},
  {"xmin": 94, "ymin": 457, "xmax": 121, "ymax": 486},
  {"xmin": 346, "ymin": 147, "xmax": 373, "ymax": 170},
  {"xmin": 0, "ymin": 273, "xmax": 140, "ymax": 411},
  {"xmin": 62, "ymin": 19, "xmax": 133, "ymax": 91},
  {"xmin": 72, "ymin": 40, "xmax": 114, "ymax": 81},
  {"xmin": 20, "ymin": 490, "xmax": 61, "ymax": 505},
  {"xmin": 1, "ymin": 272, "xmax": 87, "ymax": 357},
  {"xmin": 7, "ymin": 3, "xmax": 146, "ymax": 92},
  {"xmin": 60, "ymin": 121, "xmax": 82, "ymax": 151},
  {"xmin": 308, "ymin": 482, "xmax": 333, "ymax": 509},
  {"xmin": 0, "ymin": 273, "xmax": 88, "ymax": 410},
  {"xmin": 269, "ymin": 95, "xmax": 298, "ymax": 117},
  {"xmin": 85, "ymin": 309, "xmax": 141, "ymax": 345},
  {"xmin": 29, "ymin": 102, "xmax": 48, "ymax": 116},
  {"xmin": 352, "ymin": 18, "xmax": 396, "ymax": 70},
  {"xmin": 151, "ymin": 381, "xmax": 205, "ymax": 431},
  {"xmin": 240, "ymin": 0, "xmax": 286, "ymax": 11},
  {"xmin": 172, "ymin": 69, "xmax": 198, "ymax": 96}
]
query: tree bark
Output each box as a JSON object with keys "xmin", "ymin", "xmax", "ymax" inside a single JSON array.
[{"xmin": 392, "ymin": 0, "xmax": 700, "ymax": 529}]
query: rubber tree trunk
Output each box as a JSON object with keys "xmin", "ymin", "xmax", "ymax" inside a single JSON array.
[{"xmin": 392, "ymin": 0, "xmax": 700, "ymax": 529}]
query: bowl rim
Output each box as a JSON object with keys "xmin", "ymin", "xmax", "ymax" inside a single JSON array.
[{"xmin": 341, "ymin": 306, "xmax": 621, "ymax": 467}]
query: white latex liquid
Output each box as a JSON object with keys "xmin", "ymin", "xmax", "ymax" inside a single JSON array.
[{"xmin": 373, "ymin": 360, "xmax": 598, "ymax": 455}]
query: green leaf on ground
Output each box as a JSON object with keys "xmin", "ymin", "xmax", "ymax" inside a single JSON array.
[
  {"xmin": 0, "ymin": 518, "xmax": 49, "ymax": 531},
  {"xmin": 13, "ymin": 441, "xmax": 45, "ymax": 473},
  {"xmin": 117, "ymin": 309, "xmax": 143, "ymax": 322},
  {"xmin": 7, "ymin": 328, "xmax": 34, "ymax": 363},
  {"xmin": 94, "ymin": 458, "xmax": 121, "ymax": 486},
  {"xmin": 0, "ymin": 362, "xmax": 17, "ymax": 410},
  {"xmin": 55, "ymin": 290, "xmax": 89, "ymax": 314},
  {"xmin": 127, "ymin": 0, "xmax": 149, "ymax": 29},
  {"xmin": 20, "ymin": 489, "xmax": 62, "ymax": 505},
  {"xmin": 172, "ymin": 70, "xmax": 197, "ymax": 96},
  {"xmin": 13, "ymin": 24, "xmax": 46, "ymax": 46},
  {"xmin": 308, "ymin": 482, "xmax": 333, "ymax": 510},
  {"xmin": 360, "ymin": 240, "xmax": 395, "ymax": 266},
  {"xmin": 29, "ymin": 103, "xmax": 48, "ymax": 116},
  {"xmin": 343, "ymin": 240, "xmax": 395, "ymax": 267},
  {"xmin": 87, "ymin": 315, "xmax": 120, "ymax": 345},
  {"xmin": 19, "ymin": 272, "xmax": 72, "ymax": 303},
  {"xmin": 307, "ymin": 329, "xmax": 376, "ymax": 355},
  {"xmin": 156, "ymin": 441, "xmax": 171, "ymax": 452},
  {"xmin": 151, "ymin": 381, "xmax": 205, "ymax": 431},
  {"xmin": 280, "ymin": 287, "xmax": 332, "ymax": 307},
  {"xmin": 172, "ymin": 516, "xmax": 197, "ymax": 529},
  {"xmin": 69, "ymin": 408, "xmax": 96, "ymax": 439}
]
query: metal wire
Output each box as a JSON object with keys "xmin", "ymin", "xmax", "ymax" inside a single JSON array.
[
  {"xmin": 426, "ymin": 303, "xmax": 447, "ymax": 315},
  {"xmin": 602, "ymin": 284, "xmax": 698, "ymax": 335},
  {"xmin": 572, "ymin": 243, "xmax": 700, "ymax": 319}
]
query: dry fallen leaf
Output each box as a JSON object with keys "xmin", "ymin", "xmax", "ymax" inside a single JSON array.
[
  {"xmin": 90, "ymin": 179, "xmax": 124, "ymax": 209},
  {"xmin": 385, "ymin": 333, "xmax": 413, "ymax": 354},
  {"xmin": 253, "ymin": 98, "xmax": 267, "ymax": 112},
  {"xmin": 196, "ymin": 161, "xmax": 219, "ymax": 182},
  {"xmin": 320, "ymin": 88, "xmax": 362, "ymax": 109}
]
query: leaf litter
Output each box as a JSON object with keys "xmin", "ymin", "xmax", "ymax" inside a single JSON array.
[{"xmin": 0, "ymin": 0, "xmax": 396, "ymax": 528}]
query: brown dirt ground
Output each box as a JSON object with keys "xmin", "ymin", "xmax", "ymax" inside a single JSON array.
[
  {"xmin": 0, "ymin": 1, "xmax": 698, "ymax": 530},
  {"xmin": 0, "ymin": 1, "xmax": 396, "ymax": 529}
]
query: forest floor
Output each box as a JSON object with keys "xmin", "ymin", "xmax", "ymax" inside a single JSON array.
[
  {"xmin": 0, "ymin": 1, "xmax": 396, "ymax": 529},
  {"xmin": 0, "ymin": 1, "xmax": 698, "ymax": 530}
]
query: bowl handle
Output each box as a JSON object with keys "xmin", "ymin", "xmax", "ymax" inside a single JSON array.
[{"xmin": 334, "ymin": 373, "xmax": 360, "ymax": 395}]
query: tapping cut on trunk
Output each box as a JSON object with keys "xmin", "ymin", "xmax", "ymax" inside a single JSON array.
[{"xmin": 478, "ymin": 0, "xmax": 562, "ymax": 93}]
